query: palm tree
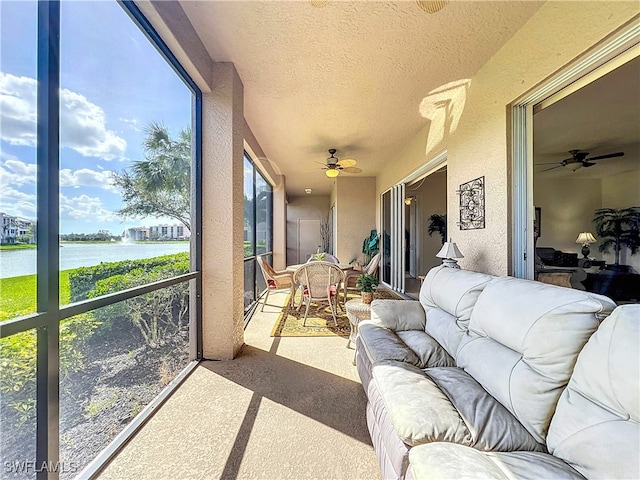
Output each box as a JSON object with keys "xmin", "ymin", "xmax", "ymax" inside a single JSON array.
[
  {"xmin": 593, "ymin": 207, "xmax": 640, "ymax": 266},
  {"xmin": 113, "ymin": 123, "xmax": 191, "ymax": 229}
]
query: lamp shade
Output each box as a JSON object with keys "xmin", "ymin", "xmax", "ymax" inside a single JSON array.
[
  {"xmin": 436, "ymin": 241, "xmax": 464, "ymax": 259},
  {"xmin": 325, "ymin": 168, "xmax": 339, "ymax": 178},
  {"xmin": 576, "ymin": 232, "xmax": 596, "ymax": 244}
]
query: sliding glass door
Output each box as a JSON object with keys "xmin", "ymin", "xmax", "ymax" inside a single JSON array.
[{"xmin": 380, "ymin": 184, "xmax": 405, "ymax": 292}]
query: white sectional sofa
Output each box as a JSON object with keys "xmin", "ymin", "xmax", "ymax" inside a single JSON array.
[{"xmin": 355, "ymin": 266, "xmax": 638, "ymax": 479}]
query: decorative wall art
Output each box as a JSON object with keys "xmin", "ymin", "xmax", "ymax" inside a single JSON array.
[{"xmin": 457, "ymin": 176, "xmax": 485, "ymax": 230}]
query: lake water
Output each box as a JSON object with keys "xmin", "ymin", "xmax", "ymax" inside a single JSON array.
[{"xmin": 0, "ymin": 243, "xmax": 190, "ymax": 279}]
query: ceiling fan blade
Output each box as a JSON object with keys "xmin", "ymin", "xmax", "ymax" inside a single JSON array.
[
  {"xmin": 342, "ymin": 167, "xmax": 362, "ymax": 174},
  {"xmin": 541, "ymin": 165, "xmax": 565, "ymax": 172},
  {"xmin": 582, "ymin": 162, "xmax": 596, "ymax": 168},
  {"xmin": 587, "ymin": 152, "xmax": 624, "ymax": 161},
  {"xmin": 337, "ymin": 158, "xmax": 357, "ymax": 168}
]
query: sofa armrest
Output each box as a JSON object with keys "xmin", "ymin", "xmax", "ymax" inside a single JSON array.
[{"xmin": 370, "ymin": 299, "xmax": 426, "ymax": 331}]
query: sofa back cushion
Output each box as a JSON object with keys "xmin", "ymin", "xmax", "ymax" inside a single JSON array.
[
  {"xmin": 547, "ymin": 305, "xmax": 639, "ymax": 479},
  {"xmin": 456, "ymin": 276, "xmax": 616, "ymax": 444},
  {"xmin": 419, "ymin": 266, "xmax": 494, "ymax": 358}
]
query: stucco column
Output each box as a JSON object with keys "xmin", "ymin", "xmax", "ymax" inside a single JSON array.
[{"xmin": 201, "ymin": 62, "xmax": 245, "ymax": 359}]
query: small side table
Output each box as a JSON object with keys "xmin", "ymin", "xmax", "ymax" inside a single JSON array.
[{"xmin": 345, "ymin": 298, "xmax": 372, "ymax": 364}]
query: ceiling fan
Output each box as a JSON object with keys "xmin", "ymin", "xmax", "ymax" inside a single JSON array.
[
  {"xmin": 318, "ymin": 149, "xmax": 363, "ymax": 178},
  {"xmin": 537, "ymin": 149, "xmax": 624, "ymax": 172}
]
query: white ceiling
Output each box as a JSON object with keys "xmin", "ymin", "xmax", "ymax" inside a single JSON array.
[
  {"xmin": 181, "ymin": 1, "xmax": 544, "ymax": 195},
  {"xmin": 534, "ymin": 55, "xmax": 640, "ymax": 179}
]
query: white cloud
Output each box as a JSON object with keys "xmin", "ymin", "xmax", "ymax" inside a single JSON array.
[
  {"xmin": 1, "ymin": 158, "xmax": 117, "ymax": 192},
  {"xmin": 60, "ymin": 193, "xmax": 117, "ymax": 222},
  {"xmin": 0, "ymin": 72, "xmax": 127, "ymax": 160},
  {"xmin": 0, "ymin": 159, "xmax": 37, "ymax": 187},
  {"xmin": 60, "ymin": 167, "xmax": 118, "ymax": 192},
  {"xmin": 0, "ymin": 187, "xmax": 36, "ymax": 218}
]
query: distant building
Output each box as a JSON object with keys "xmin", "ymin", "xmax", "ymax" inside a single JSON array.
[
  {"xmin": 123, "ymin": 227, "xmax": 149, "ymax": 241},
  {"xmin": 1, "ymin": 212, "xmax": 36, "ymax": 244},
  {"xmin": 149, "ymin": 224, "xmax": 190, "ymax": 240},
  {"xmin": 123, "ymin": 223, "xmax": 190, "ymax": 242}
]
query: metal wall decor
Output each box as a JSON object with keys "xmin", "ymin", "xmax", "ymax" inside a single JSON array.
[{"xmin": 457, "ymin": 176, "xmax": 485, "ymax": 230}]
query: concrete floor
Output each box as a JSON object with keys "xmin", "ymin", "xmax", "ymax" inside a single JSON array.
[{"xmin": 98, "ymin": 291, "xmax": 380, "ymax": 480}]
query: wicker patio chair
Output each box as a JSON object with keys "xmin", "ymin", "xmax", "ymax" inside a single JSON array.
[
  {"xmin": 343, "ymin": 252, "xmax": 381, "ymax": 303},
  {"xmin": 256, "ymin": 255, "xmax": 295, "ymax": 312},
  {"xmin": 293, "ymin": 261, "xmax": 345, "ymax": 326}
]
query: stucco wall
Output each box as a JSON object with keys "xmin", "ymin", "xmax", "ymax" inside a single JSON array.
[
  {"xmin": 334, "ymin": 177, "xmax": 377, "ymax": 264},
  {"xmin": 376, "ymin": 1, "xmax": 639, "ymax": 276}
]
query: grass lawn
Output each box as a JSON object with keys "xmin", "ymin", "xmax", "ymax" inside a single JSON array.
[
  {"xmin": 0, "ymin": 271, "xmax": 71, "ymax": 322},
  {"xmin": 0, "ymin": 244, "xmax": 36, "ymax": 250}
]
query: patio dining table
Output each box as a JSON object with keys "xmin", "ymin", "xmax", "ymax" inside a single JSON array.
[{"xmin": 285, "ymin": 263, "xmax": 354, "ymax": 310}]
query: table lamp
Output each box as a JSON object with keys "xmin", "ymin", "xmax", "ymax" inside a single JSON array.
[
  {"xmin": 436, "ymin": 238, "xmax": 464, "ymax": 269},
  {"xmin": 576, "ymin": 232, "xmax": 596, "ymax": 259}
]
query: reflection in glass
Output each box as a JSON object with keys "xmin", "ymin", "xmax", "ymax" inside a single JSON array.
[
  {"xmin": 244, "ymin": 259, "xmax": 256, "ymax": 309},
  {"xmin": 244, "ymin": 156, "xmax": 255, "ymax": 258},
  {"xmin": 59, "ymin": 287, "xmax": 190, "ymax": 478}
]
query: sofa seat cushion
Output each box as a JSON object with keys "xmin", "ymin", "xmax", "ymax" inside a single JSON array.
[
  {"xmin": 407, "ymin": 443, "xmax": 585, "ymax": 480},
  {"xmin": 371, "ymin": 362, "xmax": 543, "ymax": 451},
  {"xmin": 371, "ymin": 361, "xmax": 471, "ymax": 447},
  {"xmin": 425, "ymin": 367, "xmax": 544, "ymax": 453}
]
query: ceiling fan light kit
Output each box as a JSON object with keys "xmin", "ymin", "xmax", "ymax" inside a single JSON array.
[{"xmin": 320, "ymin": 149, "xmax": 362, "ymax": 178}]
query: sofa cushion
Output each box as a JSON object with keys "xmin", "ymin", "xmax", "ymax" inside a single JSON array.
[
  {"xmin": 370, "ymin": 299, "xmax": 426, "ymax": 331},
  {"xmin": 358, "ymin": 322, "xmax": 421, "ymax": 367},
  {"xmin": 420, "ymin": 266, "xmax": 494, "ymax": 357},
  {"xmin": 547, "ymin": 305, "xmax": 640, "ymax": 480},
  {"xmin": 457, "ymin": 276, "xmax": 616, "ymax": 443},
  {"xmin": 371, "ymin": 361, "xmax": 472, "ymax": 447},
  {"xmin": 396, "ymin": 330, "xmax": 454, "ymax": 368},
  {"xmin": 425, "ymin": 367, "xmax": 544, "ymax": 453},
  {"xmin": 406, "ymin": 443, "xmax": 585, "ymax": 480},
  {"xmin": 371, "ymin": 361, "xmax": 545, "ymax": 453}
]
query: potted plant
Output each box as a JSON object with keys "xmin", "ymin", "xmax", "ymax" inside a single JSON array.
[
  {"xmin": 427, "ymin": 213, "xmax": 447, "ymax": 245},
  {"xmin": 356, "ymin": 273, "xmax": 379, "ymax": 304},
  {"xmin": 593, "ymin": 207, "xmax": 640, "ymax": 271},
  {"xmin": 362, "ymin": 230, "xmax": 380, "ymax": 264}
]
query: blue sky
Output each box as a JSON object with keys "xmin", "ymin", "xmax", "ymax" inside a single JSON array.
[{"xmin": 0, "ymin": 0, "xmax": 192, "ymax": 235}]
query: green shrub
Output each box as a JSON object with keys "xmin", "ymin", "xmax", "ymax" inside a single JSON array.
[
  {"xmin": 88, "ymin": 262, "xmax": 189, "ymax": 348},
  {"xmin": 69, "ymin": 252, "xmax": 189, "ymax": 302}
]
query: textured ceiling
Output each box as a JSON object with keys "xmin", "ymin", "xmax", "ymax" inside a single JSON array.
[
  {"xmin": 181, "ymin": 1, "xmax": 544, "ymax": 195},
  {"xmin": 534, "ymin": 56, "xmax": 640, "ymax": 179}
]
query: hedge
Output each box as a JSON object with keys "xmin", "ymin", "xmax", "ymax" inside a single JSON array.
[{"xmin": 69, "ymin": 252, "xmax": 189, "ymax": 302}]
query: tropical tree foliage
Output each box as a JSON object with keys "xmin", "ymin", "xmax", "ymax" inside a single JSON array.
[
  {"xmin": 593, "ymin": 207, "xmax": 640, "ymax": 265},
  {"xmin": 427, "ymin": 213, "xmax": 447, "ymax": 245},
  {"xmin": 113, "ymin": 122, "xmax": 191, "ymax": 229}
]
